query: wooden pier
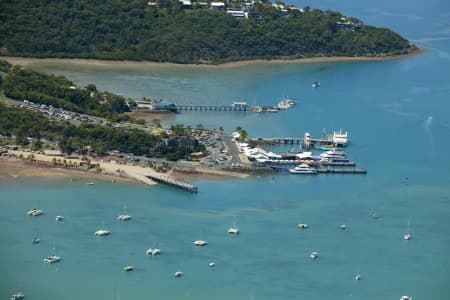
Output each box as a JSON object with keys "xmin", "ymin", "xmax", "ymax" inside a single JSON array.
[
  {"xmin": 146, "ymin": 173, "xmax": 198, "ymax": 193},
  {"xmin": 316, "ymin": 168, "xmax": 367, "ymax": 174}
]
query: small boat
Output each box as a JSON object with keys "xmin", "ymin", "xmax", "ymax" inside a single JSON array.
[
  {"xmin": 174, "ymin": 271, "xmax": 183, "ymax": 277},
  {"xmin": 44, "ymin": 255, "xmax": 61, "ymax": 264},
  {"xmin": 44, "ymin": 241, "xmax": 61, "ymax": 264},
  {"xmin": 27, "ymin": 209, "xmax": 43, "ymax": 216},
  {"xmin": 404, "ymin": 219, "xmax": 411, "ymax": 240},
  {"xmin": 372, "ymin": 212, "xmax": 380, "ymax": 219},
  {"xmin": 400, "ymin": 296, "xmax": 412, "ymax": 300},
  {"xmin": 117, "ymin": 214, "xmax": 132, "ymax": 221},
  {"xmin": 288, "ymin": 164, "xmax": 317, "ymax": 174},
  {"xmin": 312, "ymin": 80, "xmax": 320, "ymax": 88},
  {"xmin": 55, "ymin": 215, "xmax": 64, "ymax": 221},
  {"xmin": 209, "ymin": 262, "xmax": 216, "ymax": 267},
  {"xmin": 86, "ymin": 182, "xmax": 95, "ymax": 185},
  {"xmin": 10, "ymin": 292, "xmax": 24, "ymax": 300},
  {"xmin": 194, "ymin": 240, "xmax": 208, "ymax": 246},
  {"xmin": 95, "ymin": 229, "xmax": 110, "ymax": 236},
  {"xmin": 277, "ymin": 97, "xmax": 296, "ymax": 110},
  {"xmin": 32, "ymin": 236, "xmax": 40, "ymax": 244},
  {"xmin": 309, "ymin": 252, "xmax": 318, "ymax": 259},
  {"xmin": 297, "ymin": 223, "xmax": 309, "ymax": 229},
  {"xmin": 340, "ymin": 224, "xmax": 347, "ymax": 230},
  {"xmin": 355, "ymin": 274, "xmax": 361, "ymax": 281},
  {"xmin": 124, "ymin": 265, "xmax": 134, "ymax": 272},
  {"xmin": 146, "ymin": 248, "xmax": 161, "ymax": 256},
  {"xmin": 117, "ymin": 203, "xmax": 132, "ymax": 221},
  {"xmin": 227, "ymin": 215, "xmax": 239, "ymax": 235}
]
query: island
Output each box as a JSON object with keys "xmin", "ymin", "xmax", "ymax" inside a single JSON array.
[{"xmin": 0, "ymin": 0, "xmax": 416, "ymax": 64}]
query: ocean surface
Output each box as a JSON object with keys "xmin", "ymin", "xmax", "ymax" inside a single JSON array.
[{"xmin": 1, "ymin": 0, "xmax": 450, "ymax": 299}]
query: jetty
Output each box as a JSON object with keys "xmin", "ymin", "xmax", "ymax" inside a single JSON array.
[
  {"xmin": 316, "ymin": 168, "xmax": 367, "ymax": 174},
  {"xmin": 174, "ymin": 102, "xmax": 248, "ymax": 112},
  {"xmin": 146, "ymin": 173, "xmax": 198, "ymax": 193},
  {"xmin": 249, "ymin": 137, "xmax": 333, "ymax": 145}
]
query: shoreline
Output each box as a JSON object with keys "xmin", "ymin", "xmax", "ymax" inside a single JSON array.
[
  {"xmin": 0, "ymin": 154, "xmax": 250, "ymax": 186},
  {"xmin": 1, "ymin": 48, "xmax": 423, "ymax": 69}
]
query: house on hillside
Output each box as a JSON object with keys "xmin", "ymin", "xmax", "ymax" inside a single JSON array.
[
  {"xmin": 210, "ymin": 2, "xmax": 226, "ymax": 10},
  {"xmin": 227, "ymin": 10, "xmax": 246, "ymax": 18},
  {"xmin": 179, "ymin": 0, "xmax": 192, "ymax": 9}
]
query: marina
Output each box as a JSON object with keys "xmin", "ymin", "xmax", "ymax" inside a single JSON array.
[{"xmin": 2, "ymin": 2, "xmax": 449, "ymax": 297}]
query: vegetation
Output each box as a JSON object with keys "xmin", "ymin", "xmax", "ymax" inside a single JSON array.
[
  {"xmin": 0, "ymin": 103, "xmax": 204, "ymax": 160},
  {"xmin": 2, "ymin": 65, "xmax": 130, "ymax": 119},
  {"xmin": 0, "ymin": 0, "xmax": 413, "ymax": 64}
]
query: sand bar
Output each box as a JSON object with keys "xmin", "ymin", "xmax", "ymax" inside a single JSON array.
[{"xmin": 1, "ymin": 48, "xmax": 423, "ymax": 69}]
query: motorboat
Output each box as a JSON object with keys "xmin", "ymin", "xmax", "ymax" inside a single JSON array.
[
  {"xmin": 288, "ymin": 164, "xmax": 317, "ymax": 174},
  {"xmin": 32, "ymin": 236, "xmax": 40, "ymax": 244},
  {"xmin": 312, "ymin": 80, "xmax": 320, "ymax": 88},
  {"xmin": 86, "ymin": 182, "xmax": 95, "ymax": 185},
  {"xmin": 297, "ymin": 223, "xmax": 309, "ymax": 229},
  {"xmin": 277, "ymin": 97, "xmax": 296, "ymax": 110},
  {"xmin": 309, "ymin": 252, "xmax": 318, "ymax": 259},
  {"xmin": 332, "ymin": 129, "xmax": 348, "ymax": 146},
  {"xmin": 340, "ymin": 224, "xmax": 347, "ymax": 229},
  {"xmin": 117, "ymin": 214, "xmax": 132, "ymax": 221},
  {"xmin": 355, "ymin": 274, "xmax": 361, "ymax": 281},
  {"xmin": 95, "ymin": 229, "xmax": 110, "ymax": 236},
  {"xmin": 400, "ymin": 296, "xmax": 412, "ymax": 300},
  {"xmin": 146, "ymin": 248, "xmax": 161, "ymax": 256},
  {"xmin": 319, "ymin": 150, "xmax": 347, "ymax": 159},
  {"xmin": 124, "ymin": 265, "xmax": 134, "ymax": 272},
  {"xmin": 10, "ymin": 292, "xmax": 24, "ymax": 300},
  {"xmin": 55, "ymin": 215, "xmax": 64, "ymax": 221},
  {"xmin": 194, "ymin": 240, "xmax": 208, "ymax": 246},
  {"xmin": 27, "ymin": 209, "xmax": 43, "ymax": 216},
  {"xmin": 209, "ymin": 262, "xmax": 216, "ymax": 267},
  {"xmin": 174, "ymin": 271, "xmax": 183, "ymax": 277},
  {"xmin": 44, "ymin": 255, "xmax": 61, "ymax": 264}
]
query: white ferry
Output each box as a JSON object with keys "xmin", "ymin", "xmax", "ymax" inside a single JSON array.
[{"xmin": 332, "ymin": 129, "xmax": 349, "ymax": 146}]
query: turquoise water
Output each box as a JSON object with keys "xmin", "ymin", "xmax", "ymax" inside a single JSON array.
[{"xmin": 2, "ymin": 0, "xmax": 450, "ymax": 299}]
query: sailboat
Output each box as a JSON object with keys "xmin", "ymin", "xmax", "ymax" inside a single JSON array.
[
  {"xmin": 27, "ymin": 200, "xmax": 43, "ymax": 216},
  {"xmin": 31, "ymin": 218, "xmax": 40, "ymax": 244},
  {"xmin": 95, "ymin": 218, "xmax": 111, "ymax": 236},
  {"xmin": 117, "ymin": 203, "xmax": 132, "ymax": 221},
  {"xmin": 355, "ymin": 265, "xmax": 361, "ymax": 281},
  {"xmin": 10, "ymin": 291, "xmax": 24, "ymax": 300},
  {"xmin": 43, "ymin": 240, "xmax": 61, "ymax": 264},
  {"xmin": 227, "ymin": 215, "xmax": 239, "ymax": 234},
  {"xmin": 404, "ymin": 219, "xmax": 411, "ymax": 240},
  {"xmin": 146, "ymin": 240, "xmax": 161, "ymax": 256}
]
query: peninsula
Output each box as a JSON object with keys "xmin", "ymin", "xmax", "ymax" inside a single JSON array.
[{"xmin": 0, "ymin": 0, "xmax": 416, "ymax": 64}]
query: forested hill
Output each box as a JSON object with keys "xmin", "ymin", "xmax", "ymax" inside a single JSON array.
[{"xmin": 0, "ymin": 0, "xmax": 414, "ymax": 64}]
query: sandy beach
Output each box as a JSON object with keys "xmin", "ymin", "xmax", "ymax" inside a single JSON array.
[
  {"xmin": 0, "ymin": 151, "xmax": 249, "ymax": 186},
  {"xmin": 1, "ymin": 48, "xmax": 423, "ymax": 69},
  {"xmin": 0, "ymin": 156, "xmax": 137, "ymax": 184}
]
